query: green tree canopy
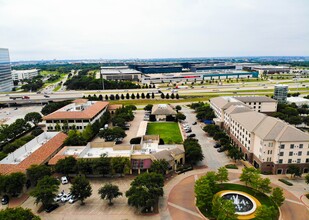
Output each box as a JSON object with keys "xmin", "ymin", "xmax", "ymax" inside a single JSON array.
[
  {"xmin": 216, "ymin": 167, "xmax": 229, "ymax": 183},
  {"xmin": 5, "ymin": 172, "xmax": 26, "ymax": 196},
  {"xmin": 270, "ymin": 187, "xmax": 285, "ymax": 207},
  {"xmin": 26, "ymin": 164, "xmax": 51, "ymax": 186},
  {"xmin": 98, "ymin": 183, "xmax": 122, "ymax": 205},
  {"xmin": 239, "ymin": 167, "xmax": 260, "ymax": 187},
  {"xmin": 212, "ymin": 195, "xmax": 237, "ymax": 220},
  {"xmin": 111, "ymin": 157, "xmax": 131, "ymax": 175},
  {"xmin": 149, "ymin": 159, "xmax": 169, "ymax": 176},
  {"xmin": 70, "ymin": 175, "xmax": 92, "ymax": 205},
  {"xmin": 0, "ymin": 207, "xmax": 41, "ymax": 220},
  {"xmin": 55, "ymin": 156, "xmax": 77, "ymax": 174},
  {"xmin": 254, "ymin": 205, "xmax": 277, "ymax": 220},
  {"xmin": 183, "ymin": 138, "xmax": 204, "ymax": 165},
  {"xmin": 30, "ymin": 176, "xmax": 60, "ymax": 208},
  {"xmin": 24, "ymin": 112, "xmax": 42, "ymax": 125},
  {"xmin": 98, "ymin": 127, "xmax": 127, "ymax": 141}
]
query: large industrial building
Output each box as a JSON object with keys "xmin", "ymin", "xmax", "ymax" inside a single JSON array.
[
  {"xmin": 243, "ymin": 65, "xmax": 291, "ymax": 74},
  {"xmin": 11, "ymin": 69, "xmax": 39, "ymax": 80},
  {"xmin": 100, "ymin": 66, "xmax": 141, "ymax": 81},
  {"xmin": 0, "ymin": 48, "xmax": 13, "ymax": 92}
]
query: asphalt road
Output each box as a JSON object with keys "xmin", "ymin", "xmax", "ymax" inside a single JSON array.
[{"xmin": 181, "ymin": 106, "xmax": 231, "ymax": 169}]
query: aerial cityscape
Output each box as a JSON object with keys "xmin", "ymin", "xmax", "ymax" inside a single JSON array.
[{"xmin": 0, "ymin": 0, "xmax": 309, "ymax": 220}]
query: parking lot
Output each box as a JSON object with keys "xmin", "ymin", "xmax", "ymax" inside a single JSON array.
[
  {"xmin": 22, "ymin": 176, "xmax": 159, "ymax": 220},
  {"xmin": 122, "ymin": 110, "xmax": 145, "ymax": 144},
  {"xmin": 0, "ymin": 105, "xmax": 43, "ymax": 125}
]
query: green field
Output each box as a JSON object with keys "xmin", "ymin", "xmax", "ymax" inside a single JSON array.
[{"xmin": 146, "ymin": 122, "xmax": 183, "ymax": 144}]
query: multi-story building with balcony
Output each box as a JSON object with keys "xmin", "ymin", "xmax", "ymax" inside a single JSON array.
[{"xmin": 11, "ymin": 69, "xmax": 39, "ymax": 80}]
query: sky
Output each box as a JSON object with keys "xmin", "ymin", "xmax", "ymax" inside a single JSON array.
[{"xmin": 0, "ymin": 0, "xmax": 308, "ymax": 61}]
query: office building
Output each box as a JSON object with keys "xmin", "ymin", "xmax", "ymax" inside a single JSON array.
[
  {"xmin": 43, "ymin": 99, "xmax": 109, "ymax": 131},
  {"xmin": 0, "ymin": 48, "xmax": 13, "ymax": 92},
  {"xmin": 11, "ymin": 69, "xmax": 39, "ymax": 80},
  {"xmin": 274, "ymin": 85, "xmax": 288, "ymax": 103}
]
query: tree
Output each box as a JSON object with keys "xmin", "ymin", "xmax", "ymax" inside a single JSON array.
[
  {"xmin": 30, "ymin": 176, "xmax": 60, "ymax": 208},
  {"xmin": 5, "ymin": 172, "xmax": 26, "ymax": 196},
  {"xmin": 121, "ymin": 94, "xmax": 125, "ymax": 99},
  {"xmin": 64, "ymin": 130, "xmax": 87, "ymax": 146},
  {"xmin": 160, "ymin": 93, "xmax": 165, "ymax": 99},
  {"xmin": 216, "ymin": 167, "xmax": 229, "ymax": 183},
  {"xmin": 131, "ymin": 93, "xmax": 135, "ymax": 99},
  {"xmin": 239, "ymin": 167, "xmax": 260, "ymax": 187},
  {"xmin": 175, "ymin": 112, "xmax": 186, "ymax": 121},
  {"xmin": 76, "ymin": 159, "xmax": 93, "ymax": 175},
  {"xmin": 26, "ymin": 164, "xmax": 51, "ymax": 186},
  {"xmin": 24, "ymin": 112, "xmax": 42, "ymax": 125},
  {"xmin": 98, "ymin": 183, "xmax": 122, "ymax": 205},
  {"xmin": 141, "ymin": 93, "xmax": 145, "ymax": 99},
  {"xmin": 171, "ymin": 93, "xmax": 175, "ymax": 99},
  {"xmin": 176, "ymin": 93, "xmax": 179, "ymax": 99},
  {"xmin": 70, "ymin": 175, "xmax": 92, "ymax": 205},
  {"xmin": 146, "ymin": 93, "xmax": 150, "ymax": 99},
  {"xmin": 136, "ymin": 93, "xmax": 140, "ymax": 99},
  {"xmin": 228, "ymin": 147, "xmax": 244, "ymax": 162},
  {"xmin": 212, "ymin": 195, "xmax": 237, "ymax": 220},
  {"xmin": 126, "ymin": 93, "xmax": 130, "ymax": 99},
  {"xmin": 55, "ymin": 156, "xmax": 77, "ymax": 174},
  {"xmin": 99, "ymin": 127, "xmax": 127, "ymax": 141},
  {"xmin": 111, "ymin": 157, "xmax": 131, "ymax": 175},
  {"xmin": 0, "ymin": 207, "xmax": 41, "ymax": 220},
  {"xmin": 175, "ymin": 105, "xmax": 182, "ymax": 111},
  {"xmin": 149, "ymin": 159, "xmax": 169, "ymax": 176},
  {"xmin": 287, "ymin": 164, "xmax": 301, "ymax": 178},
  {"xmin": 126, "ymin": 173, "xmax": 164, "ymax": 213},
  {"xmin": 254, "ymin": 205, "xmax": 277, "ymax": 220},
  {"xmin": 270, "ymin": 187, "xmax": 285, "ymax": 207},
  {"xmin": 183, "ymin": 138, "xmax": 204, "ymax": 165},
  {"xmin": 151, "ymin": 92, "xmax": 155, "ymax": 99},
  {"xmin": 195, "ymin": 176, "xmax": 215, "ymax": 211},
  {"xmin": 144, "ymin": 104, "xmax": 153, "ymax": 111},
  {"xmin": 105, "ymin": 94, "xmax": 109, "ymax": 100},
  {"xmin": 256, "ymin": 177, "xmax": 272, "ymax": 193},
  {"xmin": 166, "ymin": 93, "xmax": 170, "ymax": 99}
]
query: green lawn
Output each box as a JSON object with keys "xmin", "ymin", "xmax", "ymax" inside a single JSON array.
[{"xmin": 146, "ymin": 122, "xmax": 183, "ymax": 144}]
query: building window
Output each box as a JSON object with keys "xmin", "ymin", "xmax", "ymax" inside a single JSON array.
[
  {"xmin": 306, "ymin": 158, "xmax": 309, "ymax": 163},
  {"xmin": 280, "ymin": 144, "xmax": 285, "ymax": 149},
  {"xmin": 278, "ymin": 159, "xmax": 283, "ymax": 164},
  {"xmin": 307, "ymin": 151, "xmax": 309, "ymax": 156},
  {"xmin": 298, "ymin": 151, "xmax": 302, "ymax": 156},
  {"xmin": 289, "ymin": 152, "xmax": 293, "ymax": 156},
  {"xmin": 297, "ymin": 159, "xmax": 301, "ymax": 163},
  {"xmin": 299, "ymin": 144, "xmax": 303, "ymax": 149},
  {"xmin": 288, "ymin": 159, "xmax": 292, "ymax": 163},
  {"xmin": 290, "ymin": 144, "xmax": 294, "ymax": 149},
  {"xmin": 279, "ymin": 152, "xmax": 284, "ymax": 156}
]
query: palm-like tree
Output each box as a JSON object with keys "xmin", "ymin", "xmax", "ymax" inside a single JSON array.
[{"xmin": 98, "ymin": 183, "xmax": 122, "ymax": 205}]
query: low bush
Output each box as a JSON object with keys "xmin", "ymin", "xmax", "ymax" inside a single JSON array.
[
  {"xmin": 225, "ymin": 164, "xmax": 238, "ymax": 169},
  {"xmin": 130, "ymin": 137, "xmax": 141, "ymax": 144},
  {"xmin": 176, "ymin": 165, "xmax": 193, "ymax": 174},
  {"xmin": 306, "ymin": 193, "xmax": 309, "ymax": 199},
  {"xmin": 279, "ymin": 179, "xmax": 293, "ymax": 186}
]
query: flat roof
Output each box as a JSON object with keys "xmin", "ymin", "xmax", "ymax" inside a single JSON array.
[
  {"xmin": 0, "ymin": 132, "xmax": 67, "ymax": 174},
  {"xmin": 43, "ymin": 101, "xmax": 109, "ymax": 120}
]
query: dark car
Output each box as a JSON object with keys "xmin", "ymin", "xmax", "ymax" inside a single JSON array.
[
  {"xmin": 185, "ymin": 129, "xmax": 192, "ymax": 133},
  {"xmin": 214, "ymin": 143, "xmax": 221, "ymax": 148},
  {"xmin": 1, "ymin": 195, "xmax": 9, "ymax": 205},
  {"xmin": 45, "ymin": 204, "xmax": 59, "ymax": 213},
  {"xmin": 192, "ymin": 122, "xmax": 197, "ymax": 125},
  {"xmin": 217, "ymin": 147, "xmax": 225, "ymax": 152},
  {"xmin": 188, "ymin": 133, "xmax": 196, "ymax": 138}
]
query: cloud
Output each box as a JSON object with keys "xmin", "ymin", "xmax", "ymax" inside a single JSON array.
[{"xmin": 0, "ymin": 0, "xmax": 308, "ymax": 61}]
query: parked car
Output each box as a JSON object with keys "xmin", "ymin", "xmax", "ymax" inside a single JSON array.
[
  {"xmin": 69, "ymin": 195, "xmax": 78, "ymax": 204},
  {"xmin": 185, "ymin": 129, "xmax": 192, "ymax": 133},
  {"xmin": 1, "ymin": 195, "xmax": 9, "ymax": 205},
  {"xmin": 192, "ymin": 122, "xmax": 197, "ymax": 125},
  {"xmin": 61, "ymin": 176, "xmax": 68, "ymax": 184},
  {"xmin": 114, "ymin": 138, "xmax": 123, "ymax": 144},
  {"xmin": 45, "ymin": 204, "xmax": 59, "ymax": 213},
  {"xmin": 217, "ymin": 147, "xmax": 225, "ymax": 152},
  {"xmin": 214, "ymin": 143, "xmax": 221, "ymax": 148},
  {"xmin": 61, "ymin": 193, "xmax": 72, "ymax": 203},
  {"xmin": 54, "ymin": 193, "xmax": 63, "ymax": 202},
  {"xmin": 188, "ymin": 133, "xmax": 196, "ymax": 138}
]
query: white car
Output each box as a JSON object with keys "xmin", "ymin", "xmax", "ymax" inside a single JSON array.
[
  {"xmin": 54, "ymin": 193, "xmax": 63, "ymax": 202},
  {"xmin": 61, "ymin": 193, "xmax": 71, "ymax": 203},
  {"xmin": 68, "ymin": 195, "xmax": 78, "ymax": 204},
  {"xmin": 61, "ymin": 176, "xmax": 68, "ymax": 184}
]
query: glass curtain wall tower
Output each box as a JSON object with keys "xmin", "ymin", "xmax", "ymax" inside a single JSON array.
[{"xmin": 0, "ymin": 48, "xmax": 13, "ymax": 92}]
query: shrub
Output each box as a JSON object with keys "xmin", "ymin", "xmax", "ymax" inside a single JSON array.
[
  {"xmin": 279, "ymin": 179, "xmax": 293, "ymax": 186},
  {"xmin": 130, "ymin": 137, "xmax": 142, "ymax": 144},
  {"xmin": 225, "ymin": 164, "xmax": 238, "ymax": 169}
]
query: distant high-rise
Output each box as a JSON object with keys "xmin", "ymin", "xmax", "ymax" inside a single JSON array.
[
  {"xmin": 274, "ymin": 84, "xmax": 288, "ymax": 103},
  {"xmin": 0, "ymin": 48, "xmax": 13, "ymax": 92}
]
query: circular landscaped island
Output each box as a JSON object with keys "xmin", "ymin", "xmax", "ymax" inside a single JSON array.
[{"xmin": 217, "ymin": 190, "xmax": 261, "ymax": 218}]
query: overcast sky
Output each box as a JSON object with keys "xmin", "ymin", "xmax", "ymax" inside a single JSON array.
[{"xmin": 0, "ymin": 0, "xmax": 308, "ymax": 61}]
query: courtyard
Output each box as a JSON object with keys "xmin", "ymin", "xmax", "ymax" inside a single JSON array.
[{"xmin": 146, "ymin": 122, "xmax": 183, "ymax": 144}]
